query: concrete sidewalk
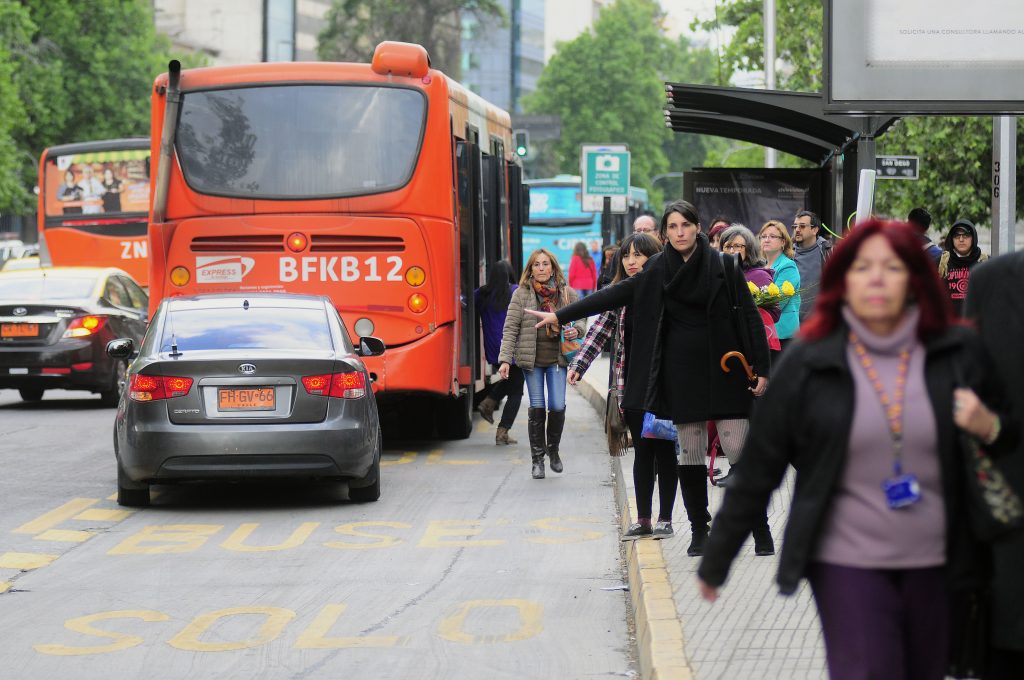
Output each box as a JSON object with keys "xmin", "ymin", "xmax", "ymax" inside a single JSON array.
[{"xmin": 575, "ymin": 355, "xmax": 828, "ymax": 680}]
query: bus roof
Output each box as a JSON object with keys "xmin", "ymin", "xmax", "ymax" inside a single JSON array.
[{"xmin": 43, "ymin": 138, "xmax": 149, "ymax": 158}]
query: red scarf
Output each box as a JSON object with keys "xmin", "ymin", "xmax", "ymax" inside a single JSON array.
[{"xmin": 532, "ymin": 279, "xmax": 560, "ymax": 337}]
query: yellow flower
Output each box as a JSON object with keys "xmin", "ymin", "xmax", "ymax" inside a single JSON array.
[
  {"xmin": 747, "ymin": 281, "xmax": 759, "ymax": 295},
  {"xmin": 767, "ymin": 283, "xmax": 781, "ymax": 296},
  {"xmin": 781, "ymin": 281, "xmax": 796, "ymax": 296}
]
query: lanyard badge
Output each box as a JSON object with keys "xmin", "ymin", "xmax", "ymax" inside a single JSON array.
[{"xmin": 850, "ymin": 333, "xmax": 922, "ymax": 510}]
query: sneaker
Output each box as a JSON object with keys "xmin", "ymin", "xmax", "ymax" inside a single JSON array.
[
  {"xmin": 652, "ymin": 521, "xmax": 674, "ymax": 539},
  {"xmin": 621, "ymin": 522, "xmax": 653, "ymax": 541}
]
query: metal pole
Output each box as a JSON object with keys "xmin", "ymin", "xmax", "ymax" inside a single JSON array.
[
  {"xmin": 764, "ymin": 0, "xmax": 776, "ymax": 169},
  {"xmin": 992, "ymin": 116, "xmax": 1017, "ymax": 256},
  {"xmin": 601, "ymin": 196, "xmax": 612, "ymax": 247}
]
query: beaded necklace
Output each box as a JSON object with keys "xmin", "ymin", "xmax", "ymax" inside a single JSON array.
[{"xmin": 850, "ymin": 331, "xmax": 912, "ymax": 474}]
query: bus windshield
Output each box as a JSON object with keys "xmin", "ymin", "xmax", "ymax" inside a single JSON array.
[{"xmin": 176, "ymin": 84, "xmax": 427, "ymax": 199}]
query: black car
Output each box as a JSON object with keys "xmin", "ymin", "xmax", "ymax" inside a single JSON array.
[
  {"xmin": 0, "ymin": 267, "xmax": 148, "ymax": 404},
  {"xmin": 108, "ymin": 293, "xmax": 385, "ymax": 506}
]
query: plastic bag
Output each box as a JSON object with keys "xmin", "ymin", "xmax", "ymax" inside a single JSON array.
[{"xmin": 641, "ymin": 412, "xmax": 677, "ymax": 441}]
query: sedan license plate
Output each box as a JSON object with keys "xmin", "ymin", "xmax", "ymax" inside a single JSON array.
[
  {"xmin": 1, "ymin": 323, "xmax": 38, "ymax": 338},
  {"xmin": 218, "ymin": 387, "xmax": 276, "ymax": 411}
]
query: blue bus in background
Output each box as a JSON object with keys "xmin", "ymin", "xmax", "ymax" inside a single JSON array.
[{"xmin": 523, "ymin": 176, "xmax": 650, "ymax": 275}]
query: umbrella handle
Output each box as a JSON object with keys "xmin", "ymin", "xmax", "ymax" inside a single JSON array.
[{"xmin": 720, "ymin": 351, "xmax": 757, "ymax": 383}]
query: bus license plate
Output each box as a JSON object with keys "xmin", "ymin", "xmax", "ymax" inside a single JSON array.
[
  {"xmin": 1, "ymin": 323, "xmax": 38, "ymax": 338},
  {"xmin": 218, "ymin": 387, "xmax": 276, "ymax": 411}
]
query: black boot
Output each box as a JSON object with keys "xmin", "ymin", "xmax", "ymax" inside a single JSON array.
[
  {"xmin": 752, "ymin": 520, "xmax": 775, "ymax": 556},
  {"xmin": 527, "ymin": 407, "xmax": 546, "ymax": 479},
  {"xmin": 679, "ymin": 465, "xmax": 711, "ymax": 556},
  {"xmin": 546, "ymin": 409, "xmax": 566, "ymax": 473}
]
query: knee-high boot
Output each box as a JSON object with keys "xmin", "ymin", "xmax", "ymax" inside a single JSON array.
[
  {"xmin": 678, "ymin": 465, "xmax": 711, "ymax": 556},
  {"xmin": 546, "ymin": 409, "xmax": 566, "ymax": 473},
  {"xmin": 527, "ymin": 407, "xmax": 546, "ymax": 479}
]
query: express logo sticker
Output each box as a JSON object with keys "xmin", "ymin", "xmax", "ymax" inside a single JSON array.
[{"xmin": 196, "ymin": 256, "xmax": 256, "ymax": 283}]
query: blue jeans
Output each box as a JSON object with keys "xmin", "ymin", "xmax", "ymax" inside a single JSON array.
[{"xmin": 523, "ymin": 364, "xmax": 566, "ymax": 410}]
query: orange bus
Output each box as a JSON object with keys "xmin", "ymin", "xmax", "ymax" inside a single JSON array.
[
  {"xmin": 147, "ymin": 42, "xmax": 526, "ymax": 439},
  {"xmin": 38, "ymin": 138, "xmax": 152, "ymax": 286}
]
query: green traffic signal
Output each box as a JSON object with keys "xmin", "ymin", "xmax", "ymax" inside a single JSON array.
[{"xmin": 514, "ymin": 130, "xmax": 529, "ymax": 158}]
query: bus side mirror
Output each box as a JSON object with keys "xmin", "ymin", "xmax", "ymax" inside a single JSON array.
[
  {"xmin": 106, "ymin": 338, "xmax": 135, "ymax": 359},
  {"xmin": 358, "ymin": 336, "xmax": 385, "ymax": 357}
]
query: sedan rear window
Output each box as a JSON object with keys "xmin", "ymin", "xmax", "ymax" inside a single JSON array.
[
  {"xmin": 160, "ymin": 307, "xmax": 333, "ymax": 352},
  {"xmin": 0, "ymin": 277, "xmax": 96, "ymax": 300}
]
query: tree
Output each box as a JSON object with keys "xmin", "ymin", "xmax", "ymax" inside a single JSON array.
[
  {"xmin": 0, "ymin": 0, "xmax": 199, "ymax": 214},
  {"xmin": 525, "ymin": 0, "xmax": 720, "ymax": 205},
  {"xmin": 317, "ymin": 0, "xmax": 505, "ymax": 79}
]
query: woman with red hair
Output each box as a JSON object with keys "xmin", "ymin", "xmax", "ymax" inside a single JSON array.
[{"xmin": 696, "ymin": 220, "xmax": 1014, "ymax": 680}]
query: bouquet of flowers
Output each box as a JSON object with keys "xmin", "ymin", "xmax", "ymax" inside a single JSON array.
[{"xmin": 747, "ymin": 280, "xmax": 796, "ymax": 309}]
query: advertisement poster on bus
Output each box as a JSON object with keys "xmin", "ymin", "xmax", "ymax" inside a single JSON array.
[
  {"xmin": 683, "ymin": 169, "xmax": 823, "ymax": 235},
  {"xmin": 43, "ymin": 150, "xmax": 150, "ymax": 218}
]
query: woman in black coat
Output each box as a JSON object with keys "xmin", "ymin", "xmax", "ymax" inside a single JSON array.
[
  {"xmin": 527, "ymin": 200, "xmax": 772, "ymax": 556},
  {"xmin": 698, "ymin": 220, "xmax": 1013, "ymax": 680}
]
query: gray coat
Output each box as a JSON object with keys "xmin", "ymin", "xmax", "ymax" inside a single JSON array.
[{"xmin": 498, "ymin": 283, "xmax": 585, "ymax": 370}]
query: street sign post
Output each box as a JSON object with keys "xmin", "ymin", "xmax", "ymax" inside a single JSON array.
[
  {"xmin": 875, "ymin": 155, "xmax": 919, "ymax": 180},
  {"xmin": 581, "ymin": 144, "xmax": 630, "ymax": 214}
]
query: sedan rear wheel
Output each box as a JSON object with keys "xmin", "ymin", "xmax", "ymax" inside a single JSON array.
[
  {"xmin": 19, "ymin": 387, "xmax": 44, "ymax": 402},
  {"xmin": 117, "ymin": 458, "xmax": 150, "ymax": 507},
  {"xmin": 348, "ymin": 429, "xmax": 381, "ymax": 503},
  {"xmin": 99, "ymin": 361, "xmax": 126, "ymax": 407}
]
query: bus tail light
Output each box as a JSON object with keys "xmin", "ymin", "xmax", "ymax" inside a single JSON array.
[
  {"xmin": 302, "ymin": 372, "xmax": 366, "ymax": 399},
  {"xmin": 170, "ymin": 267, "xmax": 191, "ymax": 286},
  {"xmin": 129, "ymin": 374, "xmax": 193, "ymax": 401},
  {"xmin": 287, "ymin": 232, "xmax": 308, "ymax": 252},
  {"xmin": 408, "ymin": 294, "xmax": 428, "ymax": 313},
  {"xmin": 405, "ymin": 266, "xmax": 426, "ymax": 286},
  {"xmin": 63, "ymin": 315, "xmax": 109, "ymax": 338}
]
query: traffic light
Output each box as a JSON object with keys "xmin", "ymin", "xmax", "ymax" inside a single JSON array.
[{"xmin": 514, "ymin": 130, "xmax": 529, "ymax": 158}]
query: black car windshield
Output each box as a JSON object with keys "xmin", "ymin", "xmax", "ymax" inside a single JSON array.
[
  {"xmin": 160, "ymin": 307, "xmax": 333, "ymax": 352},
  {"xmin": 176, "ymin": 84, "xmax": 426, "ymax": 199},
  {"xmin": 0, "ymin": 277, "xmax": 96, "ymax": 300}
]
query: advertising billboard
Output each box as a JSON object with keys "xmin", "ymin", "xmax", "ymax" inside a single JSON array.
[{"xmin": 683, "ymin": 169, "xmax": 824, "ymax": 235}]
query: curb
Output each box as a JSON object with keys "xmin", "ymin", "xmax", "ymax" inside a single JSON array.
[{"xmin": 573, "ymin": 379, "xmax": 694, "ymax": 680}]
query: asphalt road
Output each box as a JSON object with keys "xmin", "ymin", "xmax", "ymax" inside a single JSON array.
[{"xmin": 0, "ymin": 387, "xmax": 634, "ymax": 679}]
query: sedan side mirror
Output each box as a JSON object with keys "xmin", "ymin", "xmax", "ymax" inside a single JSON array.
[
  {"xmin": 106, "ymin": 338, "xmax": 135, "ymax": 359},
  {"xmin": 358, "ymin": 336, "xmax": 385, "ymax": 357}
]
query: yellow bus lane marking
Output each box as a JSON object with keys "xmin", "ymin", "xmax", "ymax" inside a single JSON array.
[
  {"xmin": 0, "ymin": 552, "xmax": 59, "ymax": 570},
  {"xmin": 220, "ymin": 522, "xmax": 320, "ymax": 552},
  {"xmin": 324, "ymin": 521, "xmax": 412, "ymax": 550},
  {"xmin": 418, "ymin": 520, "xmax": 505, "ymax": 548},
  {"xmin": 33, "ymin": 529, "xmax": 94, "ymax": 543},
  {"xmin": 294, "ymin": 604, "xmax": 403, "ymax": 648},
  {"xmin": 108, "ymin": 524, "xmax": 223, "ymax": 555},
  {"xmin": 0, "ymin": 582, "xmax": 10, "ymax": 593},
  {"xmin": 74, "ymin": 508, "xmax": 133, "ymax": 522},
  {"xmin": 167, "ymin": 606, "xmax": 296, "ymax": 652},
  {"xmin": 12, "ymin": 498, "xmax": 99, "ymax": 535},
  {"xmin": 437, "ymin": 600, "xmax": 544, "ymax": 644},
  {"xmin": 381, "ymin": 451, "xmax": 417, "ymax": 466},
  {"xmin": 426, "ymin": 449, "xmax": 484, "ymax": 465},
  {"xmin": 34, "ymin": 610, "xmax": 171, "ymax": 656}
]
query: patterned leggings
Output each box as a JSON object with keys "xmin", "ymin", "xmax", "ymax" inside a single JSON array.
[{"xmin": 675, "ymin": 419, "xmax": 749, "ymax": 467}]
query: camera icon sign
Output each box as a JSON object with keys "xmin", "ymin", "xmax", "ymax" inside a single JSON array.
[{"xmin": 595, "ymin": 154, "xmax": 620, "ymax": 172}]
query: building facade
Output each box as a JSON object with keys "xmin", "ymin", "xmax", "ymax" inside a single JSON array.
[
  {"xmin": 461, "ymin": 0, "xmax": 545, "ymax": 114},
  {"xmin": 152, "ymin": 0, "xmax": 329, "ymax": 65}
]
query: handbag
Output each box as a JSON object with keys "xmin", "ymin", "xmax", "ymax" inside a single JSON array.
[
  {"xmin": 960, "ymin": 430, "xmax": 1024, "ymax": 541},
  {"xmin": 605, "ymin": 388, "xmax": 628, "ymax": 457},
  {"xmin": 560, "ymin": 326, "xmax": 581, "ymax": 361},
  {"xmin": 641, "ymin": 411, "xmax": 677, "ymax": 441}
]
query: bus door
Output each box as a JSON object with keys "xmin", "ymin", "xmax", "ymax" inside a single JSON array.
[
  {"xmin": 507, "ymin": 163, "xmax": 526, "ymax": 276},
  {"xmin": 451, "ymin": 137, "xmax": 483, "ymax": 435}
]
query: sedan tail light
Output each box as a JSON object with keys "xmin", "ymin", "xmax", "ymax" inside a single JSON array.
[
  {"xmin": 63, "ymin": 315, "xmax": 109, "ymax": 338},
  {"xmin": 129, "ymin": 374, "xmax": 193, "ymax": 402},
  {"xmin": 302, "ymin": 372, "xmax": 366, "ymax": 399}
]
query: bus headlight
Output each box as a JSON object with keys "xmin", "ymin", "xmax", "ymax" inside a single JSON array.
[
  {"xmin": 408, "ymin": 294, "xmax": 428, "ymax": 313},
  {"xmin": 354, "ymin": 318, "xmax": 375, "ymax": 337},
  {"xmin": 405, "ymin": 266, "xmax": 426, "ymax": 287},
  {"xmin": 170, "ymin": 267, "xmax": 191, "ymax": 286}
]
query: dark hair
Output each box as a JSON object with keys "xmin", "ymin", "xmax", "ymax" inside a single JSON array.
[
  {"xmin": 795, "ymin": 210, "xmax": 820, "ymax": 229},
  {"xmin": 481, "ymin": 260, "xmax": 516, "ymax": 311},
  {"xmin": 709, "ymin": 215, "xmax": 731, "ymax": 228},
  {"xmin": 907, "ymin": 207, "xmax": 932, "ymax": 232},
  {"xmin": 612, "ymin": 232, "xmax": 661, "ymax": 283},
  {"xmin": 659, "ymin": 200, "xmax": 701, "ymax": 240},
  {"xmin": 800, "ymin": 220, "xmax": 954, "ymax": 342},
  {"xmin": 573, "ymin": 241, "xmax": 594, "ymax": 266}
]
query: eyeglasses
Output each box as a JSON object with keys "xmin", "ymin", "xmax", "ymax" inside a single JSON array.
[
  {"xmin": 759, "ymin": 234, "xmax": 783, "ymax": 241},
  {"xmin": 722, "ymin": 244, "xmax": 747, "ymax": 252},
  {"xmin": 952, "ymin": 232, "xmax": 972, "ymax": 239}
]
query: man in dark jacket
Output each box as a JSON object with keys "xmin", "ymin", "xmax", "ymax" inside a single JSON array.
[
  {"xmin": 908, "ymin": 207, "xmax": 943, "ymax": 263},
  {"xmin": 791, "ymin": 210, "xmax": 832, "ymax": 322},
  {"xmin": 965, "ymin": 256, "xmax": 1024, "ymax": 678},
  {"xmin": 939, "ymin": 218, "xmax": 988, "ymax": 316}
]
